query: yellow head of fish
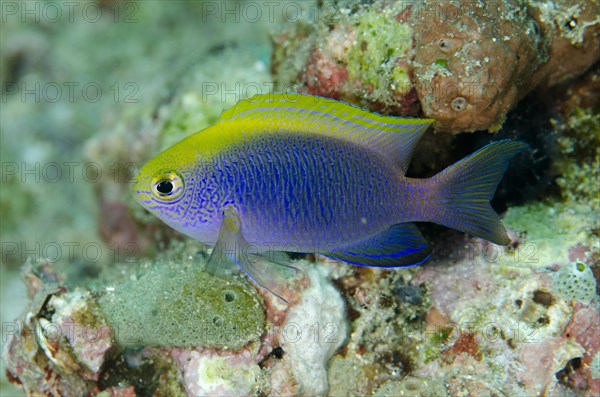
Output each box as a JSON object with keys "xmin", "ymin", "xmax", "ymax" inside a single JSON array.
[{"xmin": 132, "ymin": 135, "xmax": 222, "ymax": 243}]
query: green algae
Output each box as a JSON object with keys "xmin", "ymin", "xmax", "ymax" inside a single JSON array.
[
  {"xmin": 98, "ymin": 260, "xmax": 264, "ymax": 350},
  {"xmin": 502, "ymin": 201, "xmax": 598, "ymax": 268},
  {"xmin": 554, "ymin": 107, "xmax": 600, "ymax": 211},
  {"xmin": 346, "ymin": 9, "xmax": 413, "ymax": 99},
  {"xmin": 421, "ymin": 326, "xmax": 453, "ymax": 363},
  {"xmin": 433, "ymin": 59, "xmax": 448, "ymax": 69}
]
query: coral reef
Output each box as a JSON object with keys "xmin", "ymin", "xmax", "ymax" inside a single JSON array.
[
  {"xmin": 4, "ymin": 255, "xmax": 350, "ymax": 396},
  {"xmin": 9, "ymin": 201, "xmax": 593, "ymax": 396},
  {"xmin": 323, "ymin": 194, "xmax": 599, "ymax": 396},
  {"xmin": 272, "ymin": 1, "xmax": 419, "ymax": 115},
  {"xmin": 3, "ymin": 1, "xmax": 599, "ymax": 396},
  {"xmin": 272, "ymin": 0, "xmax": 600, "ymax": 132}
]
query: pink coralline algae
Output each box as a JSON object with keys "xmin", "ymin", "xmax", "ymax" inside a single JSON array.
[
  {"xmin": 271, "ymin": 0, "xmax": 600, "ymax": 133},
  {"xmin": 560, "ymin": 305, "xmax": 600, "ymax": 395}
]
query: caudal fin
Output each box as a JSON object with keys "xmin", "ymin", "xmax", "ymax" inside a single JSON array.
[{"xmin": 433, "ymin": 140, "xmax": 528, "ymax": 245}]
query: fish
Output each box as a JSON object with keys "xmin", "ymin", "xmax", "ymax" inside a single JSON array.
[{"xmin": 132, "ymin": 93, "xmax": 527, "ymax": 300}]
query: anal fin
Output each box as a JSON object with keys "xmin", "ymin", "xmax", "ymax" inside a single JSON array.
[{"xmin": 324, "ymin": 223, "xmax": 431, "ymax": 267}]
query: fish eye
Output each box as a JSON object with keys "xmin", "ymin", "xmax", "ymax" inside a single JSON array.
[
  {"xmin": 151, "ymin": 170, "xmax": 185, "ymax": 201},
  {"xmin": 156, "ymin": 180, "xmax": 173, "ymax": 194}
]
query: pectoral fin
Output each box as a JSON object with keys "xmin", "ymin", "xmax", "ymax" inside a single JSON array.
[
  {"xmin": 206, "ymin": 205, "xmax": 297, "ymax": 303},
  {"xmin": 205, "ymin": 205, "xmax": 244, "ymax": 277},
  {"xmin": 324, "ymin": 223, "xmax": 431, "ymax": 267}
]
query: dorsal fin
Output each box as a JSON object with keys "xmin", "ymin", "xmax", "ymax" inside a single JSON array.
[{"xmin": 217, "ymin": 93, "xmax": 433, "ymax": 173}]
